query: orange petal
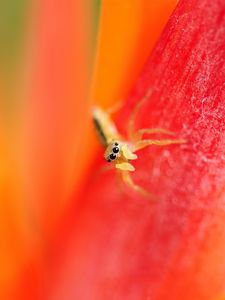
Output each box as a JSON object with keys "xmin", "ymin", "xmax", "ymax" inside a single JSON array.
[{"xmin": 92, "ymin": 0, "xmax": 178, "ymax": 107}]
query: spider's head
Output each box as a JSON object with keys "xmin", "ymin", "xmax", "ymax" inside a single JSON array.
[{"xmin": 104, "ymin": 141, "xmax": 121, "ymax": 163}]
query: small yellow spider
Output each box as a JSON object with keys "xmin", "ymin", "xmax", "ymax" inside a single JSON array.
[{"xmin": 93, "ymin": 97, "xmax": 186, "ymax": 197}]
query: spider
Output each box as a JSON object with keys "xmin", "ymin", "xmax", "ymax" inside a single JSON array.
[{"xmin": 93, "ymin": 92, "xmax": 186, "ymax": 198}]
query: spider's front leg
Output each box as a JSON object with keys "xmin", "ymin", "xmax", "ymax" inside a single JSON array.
[
  {"xmin": 120, "ymin": 170, "xmax": 157, "ymax": 200},
  {"xmin": 115, "ymin": 162, "xmax": 135, "ymax": 171},
  {"xmin": 106, "ymin": 101, "xmax": 123, "ymax": 115},
  {"xmin": 132, "ymin": 138, "xmax": 187, "ymax": 152},
  {"xmin": 130, "ymin": 128, "xmax": 176, "ymax": 142}
]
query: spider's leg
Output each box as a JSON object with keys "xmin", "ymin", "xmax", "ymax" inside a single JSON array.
[
  {"xmin": 115, "ymin": 170, "xmax": 126, "ymax": 196},
  {"xmin": 121, "ymin": 170, "xmax": 157, "ymax": 200},
  {"xmin": 94, "ymin": 164, "xmax": 114, "ymax": 179},
  {"xmin": 115, "ymin": 162, "xmax": 135, "ymax": 171},
  {"xmin": 106, "ymin": 101, "xmax": 123, "ymax": 114},
  {"xmin": 132, "ymin": 138, "xmax": 187, "ymax": 152},
  {"xmin": 131, "ymin": 128, "xmax": 175, "ymax": 142},
  {"xmin": 127, "ymin": 89, "xmax": 153, "ymax": 139},
  {"xmin": 121, "ymin": 144, "xmax": 137, "ymax": 160}
]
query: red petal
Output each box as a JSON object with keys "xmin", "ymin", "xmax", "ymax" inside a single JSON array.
[{"xmin": 50, "ymin": 1, "xmax": 225, "ymax": 299}]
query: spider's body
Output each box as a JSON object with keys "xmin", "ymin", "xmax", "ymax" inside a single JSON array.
[
  {"xmin": 93, "ymin": 105, "xmax": 186, "ymax": 197},
  {"xmin": 93, "ymin": 107, "xmax": 121, "ymax": 146}
]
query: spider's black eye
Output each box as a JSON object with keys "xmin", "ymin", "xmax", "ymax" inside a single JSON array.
[
  {"xmin": 110, "ymin": 153, "xmax": 116, "ymax": 160},
  {"xmin": 107, "ymin": 159, "xmax": 111, "ymax": 162},
  {"xmin": 113, "ymin": 147, "xmax": 119, "ymax": 153},
  {"xmin": 115, "ymin": 142, "xmax": 118, "ymax": 146}
]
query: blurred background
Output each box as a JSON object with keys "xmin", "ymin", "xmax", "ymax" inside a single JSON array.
[{"xmin": 0, "ymin": 0, "xmax": 179, "ymax": 299}]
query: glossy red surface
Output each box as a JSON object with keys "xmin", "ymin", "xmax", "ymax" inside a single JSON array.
[{"xmin": 50, "ymin": 1, "xmax": 225, "ymax": 299}]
